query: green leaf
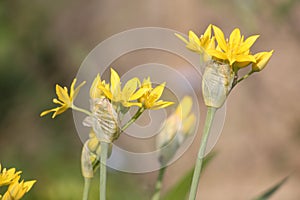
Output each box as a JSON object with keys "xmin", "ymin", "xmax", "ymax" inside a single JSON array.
[
  {"xmin": 253, "ymin": 176, "xmax": 288, "ymax": 200},
  {"xmin": 162, "ymin": 152, "xmax": 216, "ymax": 200}
]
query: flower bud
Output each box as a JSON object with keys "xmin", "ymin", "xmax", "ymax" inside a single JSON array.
[
  {"xmin": 252, "ymin": 50, "xmax": 273, "ymax": 72},
  {"xmin": 202, "ymin": 61, "xmax": 234, "ymax": 108},
  {"xmin": 81, "ymin": 130, "xmax": 112, "ymax": 178},
  {"xmin": 156, "ymin": 96, "xmax": 196, "ymax": 165}
]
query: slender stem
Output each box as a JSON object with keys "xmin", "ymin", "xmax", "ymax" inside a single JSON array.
[
  {"xmin": 151, "ymin": 167, "xmax": 167, "ymax": 200},
  {"xmin": 237, "ymin": 71, "xmax": 254, "ymax": 83},
  {"xmin": 83, "ymin": 177, "xmax": 91, "ymax": 200},
  {"xmin": 121, "ymin": 107, "xmax": 145, "ymax": 131},
  {"xmin": 72, "ymin": 105, "xmax": 92, "ymax": 116},
  {"xmin": 100, "ymin": 142, "xmax": 109, "ymax": 200},
  {"xmin": 188, "ymin": 107, "xmax": 217, "ymax": 200}
]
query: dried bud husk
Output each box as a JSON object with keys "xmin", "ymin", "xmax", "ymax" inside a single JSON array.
[
  {"xmin": 202, "ymin": 61, "xmax": 234, "ymax": 108},
  {"xmin": 83, "ymin": 98, "xmax": 120, "ymax": 143}
]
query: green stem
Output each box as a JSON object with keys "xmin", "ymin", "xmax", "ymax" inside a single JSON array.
[
  {"xmin": 151, "ymin": 167, "xmax": 167, "ymax": 200},
  {"xmin": 83, "ymin": 178, "xmax": 91, "ymax": 200},
  {"xmin": 121, "ymin": 107, "xmax": 145, "ymax": 131},
  {"xmin": 188, "ymin": 107, "xmax": 217, "ymax": 200},
  {"xmin": 72, "ymin": 105, "xmax": 92, "ymax": 116},
  {"xmin": 237, "ymin": 71, "xmax": 254, "ymax": 83},
  {"xmin": 100, "ymin": 142, "xmax": 109, "ymax": 200}
]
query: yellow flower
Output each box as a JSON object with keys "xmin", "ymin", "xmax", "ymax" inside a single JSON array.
[
  {"xmin": 157, "ymin": 96, "xmax": 196, "ymax": 164},
  {"xmin": 175, "ymin": 24, "xmax": 215, "ymax": 57},
  {"xmin": 90, "ymin": 74, "xmax": 110, "ymax": 99},
  {"xmin": 2, "ymin": 180, "xmax": 36, "ymax": 200},
  {"xmin": 40, "ymin": 78, "xmax": 86, "ymax": 118},
  {"xmin": 98, "ymin": 68, "xmax": 146, "ymax": 108},
  {"xmin": 0, "ymin": 165, "xmax": 21, "ymax": 187},
  {"xmin": 207, "ymin": 25, "xmax": 258, "ymax": 67},
  {"xmin": 252, "ymin": 50, "xmax": 274, "ymax": 72},
  {"xmin": 138, "ymin": 77, "xmax": 174, "ymax": 110}
]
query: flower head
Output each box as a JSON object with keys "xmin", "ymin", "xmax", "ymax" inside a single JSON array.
[
  {"xmin": 176, "ymin": 24, "xmax": 273, "ymax": 72},
  {"xmin": 138, "ymin": 77, "xmax": 174, "ymax": 110},
  {"xmin": 207, "ymin": 25, "xmax": 258, "ymax": 68},
  {"xmin": 2, "ymin": 180, "xmax": 36, "ymax": 200},
  {"xmin": 98, "ymin": 69, "xmax": 146, "ymax": 109},
  {"xmin": 0, "ymin": 165, "xmax": 21, "ymax": 187},
  {"xmin": 90, "ymin": 74, "xmax": 110, "ymax": 99},
  {"xmin": 40, "ymin": 78, "xmax": 86, "ymax": 118},
  {"xmin": 175, "ymin": 24, "xmax": 215, "ymax": 54}
]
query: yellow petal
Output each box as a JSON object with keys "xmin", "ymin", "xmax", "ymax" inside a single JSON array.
[
  {"xmin": 188, "ymin": 31, "xmax": 200, "ymax": 46},
  {"xmin": 174, "ymin": 33, "xmax": 189, "ymax": 44},
  {"xmin": 206, "ymin": 49, "xmax": 227, "ymax": 60},
  {"xmin": 72, "ymin": 80, "xmax": 86, "ymax": 100},
  {"xmin": 182, "ymin": 113, "xmax": 196, "ymax": 135},
  {"xmin": 148, "ymin": 82, "xmax": 166, "ymax": 104},
  {"xmin": 202, "ymin": 24, "xmax": 212, "ymax": 40},
  {"xmin": 175, "ymin": 96, "xmax": 193, "ymax": 119},
  {"xmin": 122, "ymin": 77, "xmax": 139, "ymax": 100},
  {"xmin": 90, "ymin": 74, "xmax": 101, "ymax": 98},
  {"xmin": 229, "ymin": 28, "xmax": 241, "ymax": 49},
  {"xmin": 235, "ymin": 54, "xmax": 256, "ymax": 63},
  {"xmin": 110, "ymin": 68, "xmax": 121, "ymax": 100},
  {"xmin": 151, "ymin": 101, "xmax": 174, "ymax": 110},
  {"xmin": 70, "ymin": 78, "xmax": 77, "ymax": 98},
  {"xmin": 212, "ymin": 25, "xmax": 228, "ymax": 52},
  {"xmin": 56, "ymin": 84, "xmax": 70, "ymax": 103},
  {"xmin": 129, "ymin": 87, "xmax": 148, "ymax": 101},
  {"xmin": 40, "ymin": 108, "xmax": 59, "ymax": 117},
  {"xmin": 238, "ymin": 35, "xmax": 260, "ymax": 53},
  {"xmin": 98, "ymin": 83, "xmax": 113, "ymax": 100},
  {"xmin": 24, "ymin": 180, "xmax": 36, "ymax": 192},
  {"xmin": 122, "ymin": 101, "xmax": 142, "ymax": 107}
]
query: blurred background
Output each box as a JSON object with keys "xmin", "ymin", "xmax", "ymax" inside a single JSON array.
[{"xmin": 1, "ymin": 0, "xmax": 300, "ymax": 199}]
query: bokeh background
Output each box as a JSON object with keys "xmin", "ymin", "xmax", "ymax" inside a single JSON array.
[{"xmin": 1, "ymin": 0, "xmax": 300, "ymax": 199}]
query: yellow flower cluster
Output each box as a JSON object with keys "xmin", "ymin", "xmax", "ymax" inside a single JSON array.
[
  {"xmin": 176, "ymin": 24, "xmax": 273, "ymax": 72},
  {"xmin": 41, "ymin": 68, "xmax": 174, "ymax": 118},
  {"xmin": 0, "ymin": 164, "xmax": 36, "ymax": 200}
]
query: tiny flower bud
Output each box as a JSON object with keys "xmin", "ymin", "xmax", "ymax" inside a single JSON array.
[
  {"xmin": 202, "ymin": 61, "xmax": 234, "ymax": 108},
  {"xmin": 252, "ymin": 50, "xmax": 274, "ymax": 72}
]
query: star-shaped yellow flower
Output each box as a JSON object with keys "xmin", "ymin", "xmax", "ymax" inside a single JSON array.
[
  {"xmin": 0, "ymin": 165, "xmax": 21, "ymax": 187},
  {"xmin": 40, "ymin": 78, "xmax": 86, "ymax": 118},
  {"xmin": 90, "ymin": 74, "xmax": 110, "ymax": 99},
  {"xmin": 175, "ymin": 24, "xmax": 215, "ymax": 56},
  {"xmin": 207, "ymin": 25, "xmax": 259, "ymax": 67},
  {"xmin": 98, "ymin": 68, "xmax": 146, "ymax": 108},
  {"xmin": 138, "ymin": 77, "xmax": 174, "ymax": 110},
  {"xmin": 2, "ymin": 180, "xmax": 36, "ymax": 200}
]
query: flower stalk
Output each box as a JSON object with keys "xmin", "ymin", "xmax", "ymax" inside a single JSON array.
[
  {"xmin": 188, "ymin": 107, "xmax": 216, "ymax": 200},
  {"xmin": 151, "ymin": 167, "xmax": 166, "ymax": 200},
  {"xmin": 100, "ymin": 142, "xmax": 109, "ymax": 200},
  {"xmin": 83, "ymin": 178, "xmax": 91, "ymax": 200}
]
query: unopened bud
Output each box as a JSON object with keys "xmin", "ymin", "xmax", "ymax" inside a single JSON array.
[{"xmin": 252, "ymin": 50, "xmax": 273, "ymax": 72}]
